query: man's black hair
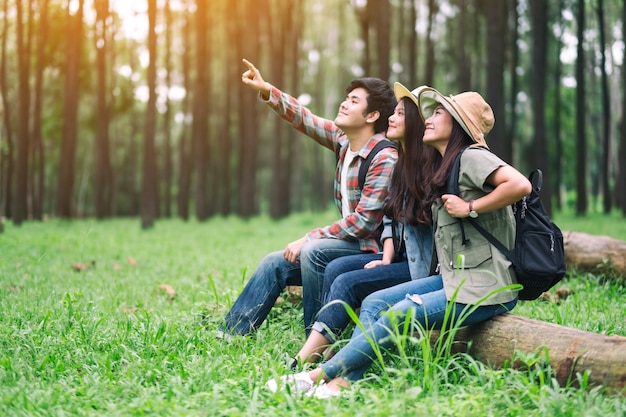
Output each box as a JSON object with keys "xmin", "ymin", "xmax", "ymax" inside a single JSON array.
[{"xmin": 346, "ymin": 78, "xmax": 396, "ymax": 134}]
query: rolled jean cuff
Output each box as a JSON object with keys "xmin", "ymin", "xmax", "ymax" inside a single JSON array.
[{"xmin": 311, "ymin": 321, "xmax": 339, "ymax": 344}]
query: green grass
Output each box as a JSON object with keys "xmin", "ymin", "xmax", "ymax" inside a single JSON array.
[{"xmin": 0, "ymin": 211, "xmax": 624, "ymax": 416}]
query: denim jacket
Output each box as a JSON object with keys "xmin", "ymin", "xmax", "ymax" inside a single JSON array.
[{"xmin": 380, "ymin": 215, "xmax": 433, "ymax": 280}]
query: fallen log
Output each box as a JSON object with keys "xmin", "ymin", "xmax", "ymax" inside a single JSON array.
[
  {"xmin": 431, "ymin": 314, "xmax": 626, "ymax": 392},
  {"xmin": 563, "ymin": 231, "xmax": 626, "ymax": 277}
]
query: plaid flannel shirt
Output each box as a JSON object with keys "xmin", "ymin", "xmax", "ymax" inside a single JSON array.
[{"xmin": 265, "ymin": 86, "xmax": 397, "ymax": 253}]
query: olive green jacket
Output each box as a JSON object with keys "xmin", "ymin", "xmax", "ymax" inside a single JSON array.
[{"xmin": 432, "ymin": 148, "xmax": 518, "ymax": 305}]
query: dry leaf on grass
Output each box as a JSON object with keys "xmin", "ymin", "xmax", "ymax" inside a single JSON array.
[
  {"xmin": 159, "ymin": 284, "xmax": 176, "ymax": 302},
  {"xmin": 539, "ymin": 287, "xmax": 575, "ymax": 303},
  {"xmin": 71, "ymin": 261, "xmax": 95, "ymax": 271}
]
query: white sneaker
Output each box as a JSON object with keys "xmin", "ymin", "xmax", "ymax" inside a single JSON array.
[
  {"xmin": 215, "ymin": 329, "xmax": 234, "ymax": 342},
  {"xmin": 306, "ymin": 383, "xmax": 342, "ymax": 399},
  {"xmin": 266, "ymin": 371, "xmax": 317, "ymax": 394}
]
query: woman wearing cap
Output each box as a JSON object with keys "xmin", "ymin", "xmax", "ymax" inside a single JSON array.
[
  {"xmin": 282, "ymin": 83, "xmax": 436, "ymax": 370},
  {"xmin": 268, "ymin": 87, "xmax": 531, "ymax": 398}
]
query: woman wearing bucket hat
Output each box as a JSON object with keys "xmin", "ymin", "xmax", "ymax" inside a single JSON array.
[
  {"xmin": 276, "ymin": 83, "xmax": 437, "ymax": 372},
  {"xmin": 267, "ymin": 87, "xmax": 531, "ymax": 399}
]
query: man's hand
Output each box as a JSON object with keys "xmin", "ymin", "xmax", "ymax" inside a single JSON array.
[
  {"xmin": 283, "ymin": 237, "xmax": 308, "ymax": 264},
  {"xmin": 241, "ymin": 58, "xmax": 271, "ymax": 98}
]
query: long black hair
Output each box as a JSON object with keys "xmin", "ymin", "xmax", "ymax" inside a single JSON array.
[
  {"xmin": 384, "ymin": 97, "xmax": 436, "ymax": 225},
  {"xmin": 422, "ymin": 119, "xmax": 475, "ymax": 209}
]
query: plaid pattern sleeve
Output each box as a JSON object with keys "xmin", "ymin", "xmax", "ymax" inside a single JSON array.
[
  {"xmin": 306, "ymin": 135, "xmax": 398, "ymax": 253},
  {"xmin": 265, "ymin": 86, "xmax": 341, "ymax": 152}
]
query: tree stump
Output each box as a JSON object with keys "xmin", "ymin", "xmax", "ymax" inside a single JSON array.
[{"xmin": 431, "ymin": 314, "xmax": 626, "ymax": 391}]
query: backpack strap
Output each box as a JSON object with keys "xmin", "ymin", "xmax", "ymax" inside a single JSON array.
[
  {"xmin": 467, "ymin": 217, "xmax": 515, "ymax": 261},
  {"xmin": 446, "ymin": 147, "xmax": 470, "ymax": 244},
  {"xmin": 465, "ymin": 170, "xmax": 545, "ymax": 264},
  {"xmin": 358, "ymin": 139, "xmax": 397, "ymax": 190}
]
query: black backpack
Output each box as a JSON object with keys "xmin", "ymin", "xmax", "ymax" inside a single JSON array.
[
  {"xmin": 447, "ymin": 148, "xmax": 567, "ymax": 300},
  {"xmin": 335, "ymin": 139, "xmax": 398, "ymax": 190}
]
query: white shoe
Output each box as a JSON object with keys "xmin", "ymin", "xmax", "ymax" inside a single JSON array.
[
  {"xmin": 215, "ymin": 329, "xmax": 234, "ymax": 342},
  {"xmin": 306, "ymin": 383, "xmax": 342, "ymax": 399},
  {"xmin": 266, "ymin": 371, "xmax": 317, "ymax": 394}
]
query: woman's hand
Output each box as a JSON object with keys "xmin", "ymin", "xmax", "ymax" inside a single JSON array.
[
  {"xmin": 441, "ymin": 194, "xmax": 470, "ymax": 218},
  {"xmin": 364, "ymin": 259, "xmax": 389, "ymax": 269}
]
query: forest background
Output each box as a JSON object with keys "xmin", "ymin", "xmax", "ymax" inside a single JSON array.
[{"xmin": 1, "ymin": 0, "xmax": 626, "ymax": 229}]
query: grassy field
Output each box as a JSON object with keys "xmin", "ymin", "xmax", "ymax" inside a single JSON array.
[{"xmin": 0, "ymin": 211, "xmax": 624, "ymax": 416}]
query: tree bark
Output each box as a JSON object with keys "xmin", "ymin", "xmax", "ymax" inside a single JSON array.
[
  {"xmin": 268, "ymin": 0, "xmax": 287, "ymax": 220},
  {"xmin": 160, "ymin": 0, "xmax": 172, "ymax": 218},
  {"xmin": 140, "ymin": 0, "xmax": 158, "ymax": 229},
  {"xmin": 94, "ymin": 0, "xmax": 112, "ymax": 219},
  {"xmin": 423, "ymin": 0, "xmax": 437, "ymax": 85},
  {"xmin": 575, "ymin": 0, "xmax": 588, "ymax": 215},
  {"xmin": 192, "ymin": 0, "xmax": 209, "ymax": 221},
  {"xmin": 530, "ymin": 0, "xmax": 552, "ymax": 216},
  {"xmin": 57, "ymin": 0, "xmax": 84, "ymax": 219},
  {"xmin": 177, "ymin": 6, "xmax": 192, "ymax": 221},
  {"xmin": 0, "ymin": 0, "xmax": 15, "ymax": 220},
  {"xmin": 32, "ymin": 0, "xmax": 49, "ymax": 221},
  {"xmin": 486, "ymin": 0, "xmax": 509, "ymax": 163},
  {"xmin": 619, "ymin": 0, "xmax": 626, "ymax": 215},
  {"xmin": 596, "ymin": 0, "xmax": 612, "ymax": 214},
  {"xmin": 563, "ymin": 231, "xmax": 626, "ymax": 276},
  {"xmin": 14, "ymin": 0, "xmax": 33, "ymax": 224},
  {"xmin": 236, "ymin": 0, "xmax": 260, "ymax": 218},
  {"xmin": 430, "ymin": 314, "xmax": 626, "ymax": 391}
]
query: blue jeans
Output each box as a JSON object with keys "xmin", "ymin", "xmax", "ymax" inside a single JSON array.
[
  {"xmin": 221, "ymin": 239, "xmax": 363, "ymax": 336},
  {"xmin": 319, "ymin": 275, "xmax": 517, "ymax": 381},
  {"xmin": 312, "ymin": 253, "xmax": 412, "ymax": 343}
]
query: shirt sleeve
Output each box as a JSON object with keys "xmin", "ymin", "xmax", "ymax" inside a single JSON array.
[
  {"xmin": 306, "ymin": 148, "xmax": 398, "ymax": 242},
  {"xmin": 459, "ymin": 148, "xmax": 508, "ymax": 194},
  {"xmin": 264, "ymin": 86, "xmax": 341, "ymax": 152},
  {"xmin": 379, "ymin": 215, "xmax": 394, "ymax": 242}
]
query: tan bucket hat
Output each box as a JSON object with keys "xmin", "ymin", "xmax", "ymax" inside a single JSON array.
[{"xmin": 416, "ymin": 86, "xmax": 494, "ymax": 147}]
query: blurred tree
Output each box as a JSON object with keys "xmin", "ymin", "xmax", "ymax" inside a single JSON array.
[
  {"xmin": 31, "ymin": 0, "xmax": 49, "ymax": 220},
  {"xmin": 236, "ymin": 0, "xmax": 261, "ymax": 218},
  {"xmin": 455, "ymin": 0, "xmax": 471, "ymax": 91},
  {"xmin": 1, "ymin": 0, "xmax": 15, "ymax": 220},
  {"xmin": 140, "ymin": 0, "xmax": 158, "ymax": 229},
  {"xmin": 192, "ymin": 0, "xmax": 209, "ymax": 221},
  {"xmin": 423, "ymin": 0, "xmax": 436, "ymax": 85},
  {"xmin": 14, "ymin": 0, "xmax": 34, "ymax": 224},
  {"xmin": 57, "ymin": 0, "xmax": 83, "ymax": 218},
  {"xmin": 161, "ymin": 0, "xmax": 173, "ymax": 218},
  {"xmin": 530, "ymin": 0, "xmax": 552, "ymax": 216},
  {"xmin": 218, "ymin": 0, "xmax": 236, "ymax": 216},
  {"xmin": 575, "ymin": 0, "xmax": 588, "ymax": 215},
  {"xmin": 177, "ymin": 4, "xmax": 192, "ymax": 220},
  {"xmin": 486, "ymin": 0, "xmax": 509, "ymax": 164},
  {"xmin": 596, "ymin": 0, "xmax": 611, "ymax": 213},
  {"xmin": 552, "ymin": 0, "xmax": 566, "ymax": 210},
  {"xmin": 506, "ymin": 0, "xmax": 520, "ymax": 165},
  {"xmin": 94, "ymin": 0, "xmax": 113, "ymax": 219},
  {"xmin": 619, "ymin": 0, "xmax": 626, "ymax": 215}
]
